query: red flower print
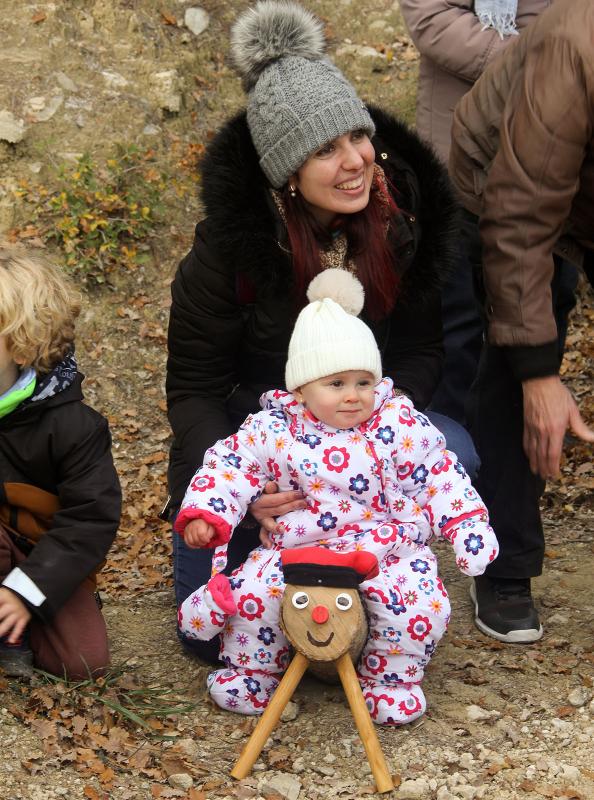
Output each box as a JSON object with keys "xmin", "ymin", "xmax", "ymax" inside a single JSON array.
[
  {"xmin": 364, "ymin": 691, "xmax": 394, "ymax": 720},
  {"xmin": 407, "ymin": 614, "xmax": 432, "ymax": 641},
  {"xmin": 398, "ymin": 693, "xmax": 423, "ymax": 716},
  {"xmin": 397, "ymin": 461, "xmax": 414, "ymax": 480},
  {"xmin": 431, "ymin": 453, "xmax": 452, "ymax": 475},
  {"xmin": 209, "ymin": 610, "xmax": 227, "ymax": 628},
  {"xmin": 399, "ymin": 406, "xmax": 415, "ymax": 426},
  {"xmin": 322, "ymin": 447, "xmax": 350, "ymax": 473},
  {"xmin": 238, "ymin": 593, "xmax": 265, "ymax": 621},
  {"xmin": 266, "ymin": 458, "xmax": 281, "ymax": 481},
  {"xmin": 371, "ymin": 524, "xmax": 398, "ymax": 545},
  {"xmin": 362, "ymin": 653, "xmax": 388, "ymax": 675},
  {"xmin": 363, "ymin": 586, "xmax": 389, "ymax": 605},
  {"xmin": 191, "ymin": 474, "xmax": 215, "ymax": 492},
  {"xmin": 337, "ymin": 523, "xmax": 362, "ymax": 537}
]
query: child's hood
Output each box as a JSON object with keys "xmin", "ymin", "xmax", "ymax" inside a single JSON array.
[{"xmin": 259, "ymin": 377, "xmax": 397, "ymax": 429}]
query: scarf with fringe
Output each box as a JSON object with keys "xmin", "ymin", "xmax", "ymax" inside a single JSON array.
[{"xmin": 475, "ymin": 0, "xmax": 518, "ymax": 37}]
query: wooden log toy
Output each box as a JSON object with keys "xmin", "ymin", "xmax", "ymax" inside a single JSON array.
[{"xmin": 231, "ymin": 547, "xmax": 394, "ymax": 794}]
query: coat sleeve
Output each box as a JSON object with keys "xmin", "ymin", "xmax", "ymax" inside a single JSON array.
[
  {"xmin": 173, "ymin": 409, "xmax": 279, "ymax": 545},
  {"xmin": 479, "ymin": 37, "xmax": 592, "ymax": 376},
  {"xmin": 166, "ymin": 221, "xmax": 244, "ymax": 485},
  {"xmin": 398, "ymin": 0, "xmax": 511, "ymax": 83},
  {"xmin": 392, "ymin": 399, "xmax": 499, "ymax": 576},
  {"xmin": 11, "ymin": 408, "xmax": 121, "ymax": 622}
]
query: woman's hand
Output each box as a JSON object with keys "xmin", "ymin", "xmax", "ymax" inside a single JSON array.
[
  {"xmin": 184, "ymin": 519, "xmax": 216, "ymax": 548},
  {"xmin": 249, "ymin": 481, "xmax": 307, "ymax": 548},
  {"xmin": 0, "ymin": 587, "xmax": 31, "ymax": 644}
]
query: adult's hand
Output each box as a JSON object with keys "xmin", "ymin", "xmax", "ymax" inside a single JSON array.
[
  {"xmin": 522, "ymin": 375, "xmax": 594, "ymax": 479},
  {"xmin": 249, "ymin": 481, "xmax": 307, "ymax": 548}
]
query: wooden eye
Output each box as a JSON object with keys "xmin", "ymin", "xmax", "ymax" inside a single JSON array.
[
  {"xmin": 335, "ymin": 593, "xmax": 353, "ymax": 611},
  {"xmin": 292, "ymin": 591, "xmax": 309, "ymax": 609}
]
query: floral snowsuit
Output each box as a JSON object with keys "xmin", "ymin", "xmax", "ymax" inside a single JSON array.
[{"xmin": 176, "ymin": 379, "xmax": 498, "ymax": 724}]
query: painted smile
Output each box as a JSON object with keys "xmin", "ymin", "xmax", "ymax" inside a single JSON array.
[{"xmin": 306, "ymin": 630, "xmax": 335, "ymax": 647}]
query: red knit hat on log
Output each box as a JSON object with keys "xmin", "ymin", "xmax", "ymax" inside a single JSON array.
[{"xmin": 281, "ymin": 547, "xmax": 379, "ymax": 588}]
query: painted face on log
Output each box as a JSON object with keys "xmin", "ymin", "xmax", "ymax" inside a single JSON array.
[{"xmin": 280, "ymin": 584, "xmax": 366, "ymax": 662}]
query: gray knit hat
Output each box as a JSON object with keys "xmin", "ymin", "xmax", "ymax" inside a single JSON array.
[{"xmin": 230, "ymin": 1, "xmax": 376, "ymax": 188}]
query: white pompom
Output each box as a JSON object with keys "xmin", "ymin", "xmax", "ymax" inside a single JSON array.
[
  {"xmin": 231, "ymin": 1, "xmax": 326, "ymax": 90},
  {"xmin": 306, "ymin": 269, "xmax": 365, "ymax": 316}
]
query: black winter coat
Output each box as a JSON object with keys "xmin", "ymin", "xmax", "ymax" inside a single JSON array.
[
  {"xmin": 166, "ymin": 106, "xmax": 458, "ymax": 510},
  {"xmin": 0, "ymin": 373, "xmax": 121, "ymax": 623}
]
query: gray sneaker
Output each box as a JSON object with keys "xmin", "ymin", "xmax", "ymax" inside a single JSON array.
[{"xmin": 470, "ymin": 576, "xmax": 543, "ymax": 644}]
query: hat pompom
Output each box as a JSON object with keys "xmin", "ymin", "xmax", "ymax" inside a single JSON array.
[
  {"xmin": 231, "ymin": 1, "xmax": 326, "ymax": 90},
  {"xmin": 306, "ymin": 269, "xmax": 365, "ymax": 317}
]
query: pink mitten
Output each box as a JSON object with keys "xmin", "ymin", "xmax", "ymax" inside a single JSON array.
[{"xmin": 207, "ymin": 573, "xmax": 237, "ymax": 616}]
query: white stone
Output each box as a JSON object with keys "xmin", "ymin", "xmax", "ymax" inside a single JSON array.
[
  {"xmin": 560, "ymin": 763, "xmax": 581, "ymax": 782},
  {"xmin": 0, "ymin": 110, "xmax": 25, "ymax": 142},
  {"xmin": 56, "ymin": 72, "xmax": 78, "ymax": 92},
  {"xmin": 436, "ymin": 788, "xmax": 456, "ymax": 800},
  {"xmin": 547, "ymin": 612, "xmax": 569, "ymax": 625},
  {"xmin": 261, "ymin": 773, "xmax": 302, "ymax": 800},
  {"xmin": 102, "ymin": 70, "xmax": 128, "ymax": 88},
  {"xmin": 184, "ymin": 7, "xmax": 209, "ymax": 36},
  {"xmin": 150, "ymin": 70, "xmax": 182, "ymax": 113},
  {"xmin": 466, "ymin": 704, "xmax": 497, "ymax": 722},
  {"xmin": 280, "ymin": 700, "xmax": 299, "ymax": 721},
  {"xmin": 568, "ymin": 687, "xmax": 590, "ymax": 707},
  {"xmin": 30, "ymin": 94, "xmax": 63, "ymax": 122},
  {"xmin": 397, "ymin": 778, "xmax": 431, "ymax": 799},
  {"xmin": 168, "ymin": 773, "xmax": 193, "ymax": 790}
]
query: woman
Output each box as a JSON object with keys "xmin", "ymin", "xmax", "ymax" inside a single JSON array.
[{"xmin": 165, "ymin": 0, "xmax": 470, "ymax": 663}]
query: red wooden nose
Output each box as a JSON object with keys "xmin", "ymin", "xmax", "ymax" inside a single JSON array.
[{"xmin": 312, "ymin": 605, "xmax": 329, "ymax": 624}]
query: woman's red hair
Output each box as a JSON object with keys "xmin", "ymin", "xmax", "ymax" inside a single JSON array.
[{"xmin": 282, "ymin": 174, "xmax": 401, "ymax": 321}]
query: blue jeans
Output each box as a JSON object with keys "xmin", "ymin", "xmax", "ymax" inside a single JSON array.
[{"xmin": 171, "ymin": 412, "xmax": 479, "ymax": 665}]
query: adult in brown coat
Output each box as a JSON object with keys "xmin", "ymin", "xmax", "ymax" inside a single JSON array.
[
  {"xmin": 399, "ymin": 0, "xmax": 550, "ymax": 423},
  {"xmin": 449, "ymin": 0, "xmax": 594, "ymax": 643}
]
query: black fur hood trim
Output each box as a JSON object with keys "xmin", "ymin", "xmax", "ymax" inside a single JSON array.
[{"xmin": 199, "ymin": 105, "xmax": 459, "ymax": 304}]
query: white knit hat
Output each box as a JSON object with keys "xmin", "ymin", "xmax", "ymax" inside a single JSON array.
[{"xmin": 285, "ymin": 269, "xmax": 382, "ymax": 391}]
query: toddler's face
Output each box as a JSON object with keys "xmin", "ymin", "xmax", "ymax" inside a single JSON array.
[
  {"xmin": 0, "ymin": 335, "xmax": 19, "ymax": 395},
  {"xmin": 294, "ymin": 370, "xmax": 376, "ymax": 429}
]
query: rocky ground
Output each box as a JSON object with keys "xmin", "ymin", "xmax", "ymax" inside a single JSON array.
[{"xmin": 0, "ymin": 2, "xmax": 592, "ymax": 799}]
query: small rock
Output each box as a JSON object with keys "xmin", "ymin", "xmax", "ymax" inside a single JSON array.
[
  {"xmin": 459, "ymin": 752, "xmax": 474, "ymax": 770},
  {"xmin": 55, "ymin": 72, "xmax": 78, "ymax": 92},
  {"xmin": 102, "ymin": 70, "xmax": 128, "ymax": 88},
  {"xmin": 261, "ymin": 772, "xmax": 302, "ymax": 800},
  {"xmin": 436, "ymin": 788, "xmax": 456, "ymax": 800},
  {"xmin": 466, "ymin": 704, "xmax": 497, "ymax": 722},
  {"xmin": 184, "ymin": 7, "xmax": 209, "ymax": 36},
  {"xmin": 28, "ymin": 162, "xmax": 42, "ymax": 174},
  {"xmin": 398, "ymin": 778, "xmax": 431, "ymax": 799},
  {"xmin": 280, "ymin": 700, "xmax": 299, "ymax": 722},
  {"xmin": 150, "ymin": 70, "xmax": 182, "ymax": 113},
  {"xmin": 168, "ymin": 773, "xmax": 193, "ymax": 790},
  {"xmin": 568, "ymin": 686, "xmax": 589, "ymax": 707},
  {"xmin": 142, "ymin": 124, "xmax": 161, "ymax": 136},
  {"xmin": 291, "ymin": 756, "xmax": 305, "ymax": 773},
  {"xmin": 30, "ymin": 94, "xmax": 63, "ymax": 122},
  {"xmin": 175, "ymin": 737, "xmax": 200, "ymax": 758},
  {"xmin": 546, "ymin": 612, "xmax": 569, "ymax": 625},
  {"xmin": 0, "ymin": 110, "xmax": 25, "ymax": 143},
  {"xmin": 560, "ymin": 763, "xmax": 581, "ymax": 782}
]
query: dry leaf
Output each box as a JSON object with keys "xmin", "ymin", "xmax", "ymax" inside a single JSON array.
[
  {"xmin": 31, "ymin": 11, "xmax": 47, "ymax": 23},
  {"xmin": 161, "ymin": 10, "xmax": 178, "ymax": 25}
]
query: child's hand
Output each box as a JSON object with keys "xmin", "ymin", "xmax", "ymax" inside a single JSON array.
[
  {"xmin": 0, "ymin": 588, "xmax": 31, "ymax": 644},
  {"xmin": 184, "ymin": 519, "xmax": 216, "ymax": 548}
]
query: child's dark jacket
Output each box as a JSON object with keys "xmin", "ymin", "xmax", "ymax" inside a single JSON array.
[{"xmin": 0, "ymin": 364, "xmax": 121, "ymax": 623}]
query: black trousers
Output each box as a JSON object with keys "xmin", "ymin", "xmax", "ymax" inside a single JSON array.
[{"xmin": 466, "ymin": 220, "xmax": 579, "ymax": 578}]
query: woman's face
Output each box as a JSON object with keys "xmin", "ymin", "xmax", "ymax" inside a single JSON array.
[{"xmin": 292, "ymin": 130, "xmax": 375, "ymax": 227}]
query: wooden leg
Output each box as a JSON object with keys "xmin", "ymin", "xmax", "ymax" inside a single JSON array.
[
  {"xmin": 335, "ymin": 652, "xmax": 394, "ymax": 794},
  {"xmin": 231, "ymin": 651, "xmax": 309, "ymax": 780}
]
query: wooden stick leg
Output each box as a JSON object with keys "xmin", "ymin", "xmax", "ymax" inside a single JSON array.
[
  {"xmin": 231, "ymin": 651, "xmax": 309, "ymax": 780},
  {"xmin": 335, "ymin": 653, "xmax": 394, "ymax": 794}
]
